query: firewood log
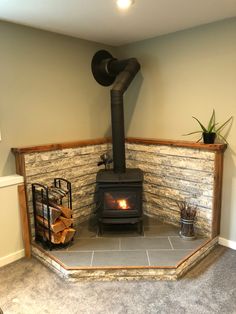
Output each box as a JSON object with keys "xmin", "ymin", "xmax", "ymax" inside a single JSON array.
[
  {"xmin": 37, "ymin": 226, "xmax": 62, "ymax": 244},
  {"xmin": 35, "ymin": 202, "xmax": 61, "ymax": 224},
  {"xmin": 59, "ymin": 216, "xmax": 73, "ymax": 228},
  {"xmin": 34, "ymin": 188, "xmax": 66, "ymax": 204},
  {"xmin": 49, "ymin": 187, "xmax": 68, "ymax": 198},
  {"xmin": 36, "ymin": 215, "xmax": 73, "ymax": 233},
  {"xmin": 60, "ymin": 228, "xmax": 76, "ymax": 244},
  {"xmin": 50, "ymin": 203, "xmax": 72, "ymax": 219},
  {"xmin": 36, "ymin": 215, "xmax": 61, "ymax": 233},
  {"xmin": 37, "ymin": 225, "xmax": 75, "ymax": 244}
]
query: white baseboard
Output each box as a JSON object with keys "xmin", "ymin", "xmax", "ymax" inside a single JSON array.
[
  {"xmin": 218, "ymin": 237, "xmax": 236, "ymax": 250},
  {"xmin": 0, "ymin": 249, "xmax": 25, "ymax": 268}
]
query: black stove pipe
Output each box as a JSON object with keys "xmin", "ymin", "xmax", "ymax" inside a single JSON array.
[
  {"xmin": 110, "ymin": 58, "xmax": 140, "ymax": 173},
  {"xmin": 91, "ymin": 50, "xmax": 140, "ymax": 173}
]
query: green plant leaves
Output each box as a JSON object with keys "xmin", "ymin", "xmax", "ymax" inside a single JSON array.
[
  {"xmin": 192, "ymin": 116, "xmax": 208, "ymax": 132},
  {"xmin": 184, "ymin": 109, "xmax": 233, "ymax": 143},
  {"xmin": 215, "ymin": 116, "xmax": 233, "ymax": 133},
  {"xmin": 192, "ymin": 109, "xmax": 217, "ymax": 132},
  {"xmin": 207, "ymin": 109, "xmax": 216, "ymax": 132}
]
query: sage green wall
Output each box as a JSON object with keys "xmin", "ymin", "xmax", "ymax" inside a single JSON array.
[
  {"xmin": 0, "ymin": 21, "xmax": 112, "ymax": 176},
  {"xmin": 119, "ymin": 18, "xmax": 236, "ymax": 243}
]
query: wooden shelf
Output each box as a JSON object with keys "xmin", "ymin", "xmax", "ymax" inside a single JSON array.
[
  {"xmin": 12, "ymin": 137, "xmax": 227, "ymax": 154},
  {"xmin": 126, "ymin": 137, "xmax": 227, "ymax": 152}
]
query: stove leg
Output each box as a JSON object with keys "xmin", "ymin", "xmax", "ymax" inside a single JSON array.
[
  {"xmin": 138, "ymin": 221, "xmax": 144, "ymax": 235},
  {"xmin": 98, "ymin": 222, "xmax": 103, "ymax": 236}
]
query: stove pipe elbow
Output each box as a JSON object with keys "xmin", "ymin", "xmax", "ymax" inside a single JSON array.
[{"xmin": 91, "ymin": 50, "xmax": 140, "ymax": 173}]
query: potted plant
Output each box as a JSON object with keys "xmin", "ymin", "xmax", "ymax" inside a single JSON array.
[
  {"xmin": 176, "ymin": 200, "xmax": 197, "ymax": 240},
  {"xmin": 184, "ymin": 109, "xmax": 233, "ymax": 144}
]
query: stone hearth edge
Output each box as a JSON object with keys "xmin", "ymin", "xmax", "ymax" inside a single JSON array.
[{"xmin": 32, "ymin": 237, "xmax": 218, "ymax": 281}]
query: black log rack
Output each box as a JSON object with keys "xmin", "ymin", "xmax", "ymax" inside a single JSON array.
[{"xmin": 32, "ymin": 178, "xmax": 72, "ymax": 250}]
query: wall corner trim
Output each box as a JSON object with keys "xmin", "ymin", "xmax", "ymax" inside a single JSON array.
[
  {"xmin": 0, "ymin": 175, "xmax": 24, "ymax": 188},
  {"xmin": 218, "ymin": 237, "xmax": 236, "ymax": 250}
]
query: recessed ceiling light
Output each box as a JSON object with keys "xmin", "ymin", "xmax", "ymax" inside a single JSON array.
[{"xmin": 116, "ymin": 0, "xmax": 134, "ymax": 10}]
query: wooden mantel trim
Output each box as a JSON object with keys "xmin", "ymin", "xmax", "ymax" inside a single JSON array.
[
  {"xmin": 11, "ymin": 137, "xmax": 227, "ymax": 155},
  {"xmin": 211, "ymin": 151, "xmax": 225, "ymax": 237},
  {"xmin": 126, "ymin": 137, "xmax": 227, "ymax": 152},
  {"xmin": 12, "ymin": 138, "xmax": 111, "ymax": 154}
]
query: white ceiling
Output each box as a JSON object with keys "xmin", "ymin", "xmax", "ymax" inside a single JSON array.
[{"xmin": 0, "ymin": 0, "xmax": 236, "ymax": 46}]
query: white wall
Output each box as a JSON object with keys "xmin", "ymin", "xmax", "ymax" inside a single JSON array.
[
  {"xmin": 120, "ymin": 18, "xmax": 236, "ymax": 245},
  {"xmin": 0, "ymin": 176, "xmax": 24, "ymax": 267}
]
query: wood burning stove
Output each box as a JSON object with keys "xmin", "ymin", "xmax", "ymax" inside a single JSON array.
[
  {"xmin": 96, "ymin": 168, "xmax": 143, "ymax": 234},
  {"xmin": 91, "ymin": 50, "xmax": 143, "ymax": 233}
]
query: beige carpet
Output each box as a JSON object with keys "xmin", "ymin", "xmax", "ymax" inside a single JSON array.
[{"xmin": 0, "ymin": 245, "xmax": 236, "ymax": 314}]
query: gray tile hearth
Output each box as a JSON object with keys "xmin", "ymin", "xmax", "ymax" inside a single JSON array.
[
  {"xmin": 48, "ymin": 215, "xmax": 208, "ymax": 268},
  {"xmin": 120, "ymin": 237, "xmax": 171, "ymax": 250},
  {"xmin": 170, "ymin": 236, "xmax": 206, "ymax": 250},
  {"xmin": 144, "ymin": 224, "xmax": 179, "ymax": 237},
  {"xmin": 74, "ymin": 226, "xmax": 97, "ymax": 238},
  {"xmin": 51, "ymin": 251, "xmax": 92, "ymax": 267},
  {"xmin": 148, "ymin": 249, "xmax": 193, "ymax": 266},
  {"xmin": 92, "ymin": 250, "xmax": 149, "ymax": 267},
  {"xmin": 67, "ymin": 238, "xmax": 120, "ymax": 251}
]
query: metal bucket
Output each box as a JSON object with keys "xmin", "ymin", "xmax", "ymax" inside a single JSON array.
[{"xmin": 179, "ymin": 218, "xmax": 196, "ymax": 240}]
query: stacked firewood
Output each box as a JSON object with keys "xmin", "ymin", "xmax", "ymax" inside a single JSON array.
[{"xmin": 35, "ymin": 187, "xmax": 75, "ymax": 245}]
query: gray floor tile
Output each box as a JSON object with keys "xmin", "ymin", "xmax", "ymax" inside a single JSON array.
[
  {"xmin": 148, "ymin": 249, "xmax": 192, "ymax": 266},
  {"xmin": 99, "ymin": 224, "xmax": 141, "ymax": 237},
  {"xmin": 67, "ymin": 238, "xmax": 120, "ymax": 251},
  {"xmin": 74, "ymin": 227, "xmax": 97, "ymax": 238},
  {"xmin": 120, "ymin": 237, "xmax": 172, "ymax": 250},
  {"xmin": 99, "ymin": 231, "xmax": 141, "ymax": 238},
  {"xmin": 92, "ymin": 250, "xmax": 149, "ymax": 267},
  {"xmin": 50, "ymin": 251, "xmax": 92, "ymax": 267},
  {"xmin": 46, "ymin": 216, "xmax": 208, "ymax": 268},
  {"xmin": 144, "ymin": 224, "xmax": 179, "ymax": 237},
  {"xmin": 169, "ymin": 236, "xmax": 207, "ymax": 250}
]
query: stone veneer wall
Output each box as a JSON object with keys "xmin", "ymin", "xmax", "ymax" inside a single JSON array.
[
  {"xmin": 23, "ymin": 143, "xmax": 111, "ymax": 236},
  {"xmin": 13, "ymin": 138, "xmax": 225, "ymax": 239},
  {"xmin": 126, "ymin": 142, "xmax": 216, "ymax": 236}
]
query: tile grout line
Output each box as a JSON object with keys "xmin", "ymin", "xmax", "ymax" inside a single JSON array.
[
  {"xmin": 61, "ymin": 248, "xmax": 180, "ymax": 253},
  {"xmin": 168, "ymin": 236, "xmax": 174, "ymax": 250},
  {"xmin": 146, "ymin": 250, "xmax": 151, "ymax": 266},
  {"xmin": 74, "ymin": 235, "xmax": 178, "ymax": 239},
  {"xmin": 90, "ymin": 251, "xmax": 94, "ymax": 267}
]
